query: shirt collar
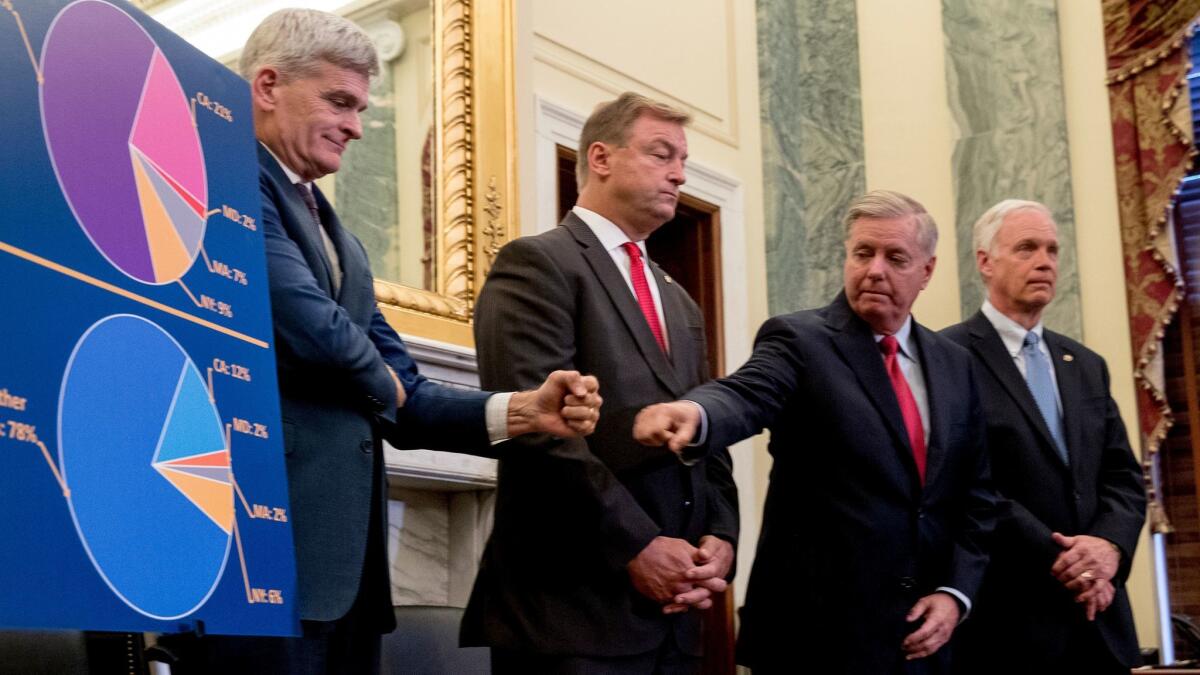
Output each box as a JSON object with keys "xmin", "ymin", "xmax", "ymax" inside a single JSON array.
[
  {"xmin": 981, "ymin": 298, "xmax": 1044, "ymax": 356},
  {"xmin": 874, "ymin": 315, "xmax": 916, "ymax": 360},
  {"xmin": 572, "ymin": 205, "xmax": 647, "ymax": 255},
  {"xmin": 261, "ymin": 142, "xmax": 308, "ymax": 188}
]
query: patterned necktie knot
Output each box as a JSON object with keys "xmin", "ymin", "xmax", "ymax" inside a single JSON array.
[
  {"xmin": 295, "ymin": 182, "xmax": 320, "ymax": 223},
  {"xmin": 879, "ymin": 334, "xmax": 899, "ymax": 357},
  {"xmin": 622, "ymin": 241, "xmax": 642, "ymax": 261}
]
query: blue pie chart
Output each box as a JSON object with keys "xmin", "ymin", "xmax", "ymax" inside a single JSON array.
[{"xmin": 58, "ymin": 314, "xmax": 232, "ymax": 619}]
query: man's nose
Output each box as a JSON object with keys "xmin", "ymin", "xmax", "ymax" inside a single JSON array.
[
  {"xmin": 667, "ymin": 158, "xmax": 686, "ymax": 186},
  {"xmin": 866, "ymin": 254, "xmax": 887, "ymax": 277},
  {"xmin": 344, "ymin": 112, "xmax": 363, "ymax": 140}
]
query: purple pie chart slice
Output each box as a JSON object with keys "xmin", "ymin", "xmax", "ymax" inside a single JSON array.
[{"xmin": 40, "ymin": 0, "xmax": 208, "ymax": 284}]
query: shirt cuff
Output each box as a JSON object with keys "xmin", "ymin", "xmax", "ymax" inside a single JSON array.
[
  {"xmin": 935, "ymin": 586, "xmax": 972, "ymax": 622},
  {"xmin": 485, "ymin": 392, "xmax": 513, "ymax": 445}
]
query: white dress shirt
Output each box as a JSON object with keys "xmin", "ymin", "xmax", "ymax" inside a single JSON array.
[
  {"xmin": 572, "ymin": 205, "xmax": 670, "ymax": 352},
  {"xmin": 979, "ymin": 299, "xmax": 1062, "ymax": 413}
]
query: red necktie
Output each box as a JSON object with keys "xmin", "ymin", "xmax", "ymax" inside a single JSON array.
[
  {"xmin": 879, "ymin": 335, "xmax": 926, "ymax": 484},
  {"xmin": 622, "ymin": 242, "xmax": 667, "ymax": 354}
]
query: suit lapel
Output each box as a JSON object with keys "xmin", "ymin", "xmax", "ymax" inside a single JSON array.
[
  {"xmin": 647, "ymin": 259, "xmax": 687, "ymax": 367},
  {"xmin": 565, "ymin": 214, "xmax": 686, "ymax": 396},
  {"xmin": 312, "ymin": 184, "xmax": 351, "ymax": 303},
  {"xmin": 1046, "ymin": 331, "xmax": 1083, "ymax": 474},
  {"xmin": 826, "ymin": 294, "xmax": 921, "ymax": 489},
  {"xmin": 259, "ymin": 145, "xmax": 337, "ymax": 297},
  {"xmin": 914, "ymin": 323, "xmax": 948, "ymax": 490},
  {"xmin": 966, "ymin": 311, "xmax": 1067, "ymax": 469}
]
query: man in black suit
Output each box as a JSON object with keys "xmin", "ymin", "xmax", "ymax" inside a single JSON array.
[
  {"xmin": 941, "ymin": 200, "xmax": 1145, "ymax": 674},
  {"xmin": 635, "ymin": 190, "xmax": 998, "ymax": 674},
  {"xmin": 172, "ymin": 10, "xmax": 602, "ymax": 674},
  {"xmin": 464, "ymin": 92, "xmax": 739, "ymax": 674}
]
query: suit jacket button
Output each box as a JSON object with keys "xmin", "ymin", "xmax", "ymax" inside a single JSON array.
[
  {"xmin": 899, "ymin": 576, "xmax": 916, "ymax": 591},
  {"xmin": 683, "ymin": 500, "xmax": 693, "ymax": 509},
  {"xmin": 360, "ymin": 439, "xmax": 373, "ymax": 453},
  {"xmin": 916, "ymin": 508, "xmax": 925, "ymax": 520}
]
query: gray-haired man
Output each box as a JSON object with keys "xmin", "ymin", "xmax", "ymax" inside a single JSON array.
[{"xmin": 942, "ymin": 200, "xmax": 1145, "ymax": 675}]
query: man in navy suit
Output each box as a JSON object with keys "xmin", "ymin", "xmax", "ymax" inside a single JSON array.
[
  {"xmin": 942, "ymin": 200, "xmax": 1144, "ymax": 674},
  {"xmin": 176, "ymin": 10, "xmax": 601, "ymax": 675},
  {"xmin": 635, "ymin": 190, "xmax": 998, "ymax": 674}
]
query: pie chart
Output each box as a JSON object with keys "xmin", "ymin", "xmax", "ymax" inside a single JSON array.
[
  {"xmin": 58, "ymin": 314, "xmax": 232, "ymax": 619},
  {"xmin": 40, "ymin": 0, "xmax": 208, "ymax": 285}
]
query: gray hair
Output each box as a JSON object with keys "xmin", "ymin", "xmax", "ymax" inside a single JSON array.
[
  {"xmin": 576, "ymin": 92, "xmax": 691, "ymax": 188},
  {"xmin": 972, "ymin": 199, "xmax": 1054, "ymax": 254},
  {"xmin": 842, "ymin": 190, "xmax": 938, "ymax": 257},
  {"xmin": 239, "ymin": 9, "xmax": 379, "ymax": 82}
]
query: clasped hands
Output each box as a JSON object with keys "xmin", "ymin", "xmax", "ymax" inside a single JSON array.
[
  {"xmin": 1049, "ymin": 532, "xmax": 1120, "ymax": 621},
  {"xmin": 628, "ymin": 535, "xmax": 734, "ymax": 614}
]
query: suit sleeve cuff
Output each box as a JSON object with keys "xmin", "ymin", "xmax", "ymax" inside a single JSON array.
[
  {"xmin": 485, "ymin": 393, "xmax": 513, "ymax": 445},
  {"xmin": 676, "ymin": 400, "xmax": 708, "ymax": 466},
  {"xmin": 935, "ymin": 586, "xmax": 972, "ymax": 622}
]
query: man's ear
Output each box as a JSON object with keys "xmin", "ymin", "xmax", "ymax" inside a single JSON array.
[
  {"xmin": 586, "ymin": 141, "xmax": 612, "ymax": 180},
  {"xmin": 976, "ymin": 249, "xmax": 992, "ymax": 284},
  {"xmin": 250, "ymin": 67, "xmax": 281, "ymax": 111}
]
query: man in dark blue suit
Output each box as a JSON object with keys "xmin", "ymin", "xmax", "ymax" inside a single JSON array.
[
  {"xmin": 635, "ymin": 190, "xmax": 998, "ymax": 674},
  {"xmin": 177, "ymin": 10, "xmax": 601, "ymax": 675},
  {"xmin": 942, "ymin": 200, "xmax": 1144, "ymax": 674}
]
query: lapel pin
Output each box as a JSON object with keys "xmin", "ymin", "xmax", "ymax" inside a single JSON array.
[
  {"xmin": 663, "ymin": 275, "xmax": 674, "ymax": 284},
  {"xmin": 1062, "ymin": 354, "xmax": 1073, "ymax": 362}
]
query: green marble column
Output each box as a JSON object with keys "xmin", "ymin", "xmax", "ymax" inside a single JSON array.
[
  {"xmin": 337, "ymin": 65, "xmax": 400, "ymax": 283},
  {"xmin": 943, "ymin": 0, "xmax": 1082, "ymax": 338},
  {"xmin": 758, "ymin": 0, "xmax": 866, "ymax": 315}
]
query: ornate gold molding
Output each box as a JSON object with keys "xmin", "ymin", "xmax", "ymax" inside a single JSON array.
[
  {"xmin": 481, "ymin": 176, "xmax": 505, "ymax": 267},
  {"xmin": 371, "ymin": 0, "xmax": 517, "ymax": 346}
]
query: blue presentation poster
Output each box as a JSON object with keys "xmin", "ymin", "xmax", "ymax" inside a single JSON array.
[{"xmin": 0, "ymin": 0, "xmax": 299, "ymax": 636}]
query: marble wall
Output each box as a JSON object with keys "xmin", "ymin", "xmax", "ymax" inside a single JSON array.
[
  {"xmin": 942, "ymin": 0, "xmax": 1083, "ymax": 338},
  {"xmin": 337, "ymin": 65, "xmax": 401, "ymax": 284},
  {"xmin": 757, "ymin": 0, "xmax": 866, "ymax": 315}
]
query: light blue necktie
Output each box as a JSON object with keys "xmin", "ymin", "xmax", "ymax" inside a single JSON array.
[{"xmin": 1022, "ymin": 332, "xmax": 1068, "ymax": 464}]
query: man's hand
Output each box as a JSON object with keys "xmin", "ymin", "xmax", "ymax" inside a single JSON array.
[
  {"xmin": 633, "ymin": 401, "xmax": 701, "ymax": 454},
  {"xmin": 1076, "ymin": 577, "xmax": 1115, "ymax": 621},
  {"xmin": 506, "ymin": 370, "xmax": 601, "ymax": 438},
  {"xmin": 628, "ymin": 536, "xmax": 698, "ymax": 606},
  {"xmin": 662, "ymin": 536, "xmax": 735, "ymax": 615},
  {"xmin": 901, "ymin": 593, "xmax": 960, "ymax": 660},
  {"xmin": 388, "ymin": 366, "xmax": 407, "ymax": 408},
  {"xmin": 1050, "ymin": 533, "xmax": 1120, "ymax": 592}
]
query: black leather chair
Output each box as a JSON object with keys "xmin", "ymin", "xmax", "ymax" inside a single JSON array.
[{"xmin": 381, "ymin": 605, "xmax": 489, "ymax": 675}]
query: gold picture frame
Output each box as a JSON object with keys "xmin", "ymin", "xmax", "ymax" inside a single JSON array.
[{"xmin": 373, "ymin": 0, "xmax": 519, "ymax": 347}]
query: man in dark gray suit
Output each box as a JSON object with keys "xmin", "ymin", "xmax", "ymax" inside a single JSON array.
[
  {"xmin": 464, "ymin": 92, "xmax": 739, "ymax": 674},
  {"xmin": 635, "ymin": 190, "xmax": 998, "ymax": 674},
  {"xmin": 942, "ymin": 200, "xmax": 1145, "ymax": 675},
  {"xmin": 173, "ymin": 10, "xmax": 602, "ymax": 675}
]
